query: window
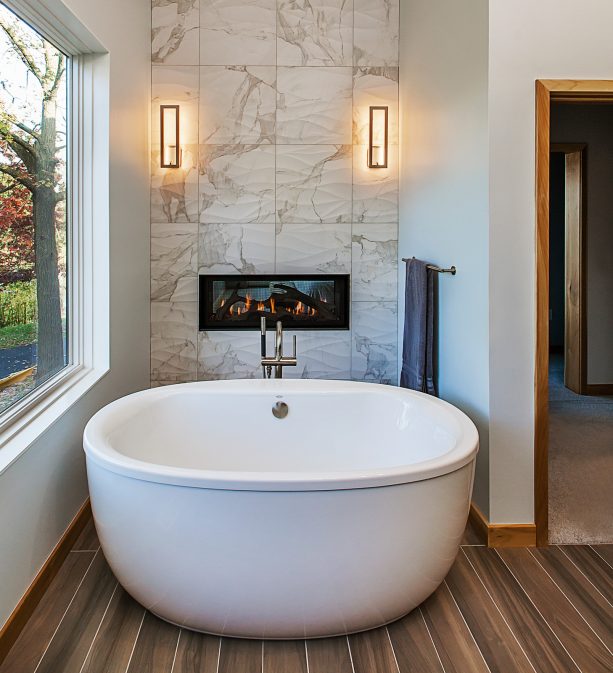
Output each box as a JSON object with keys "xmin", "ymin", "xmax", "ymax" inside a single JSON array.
[
  {"xmin": 0, "ymin": 3, "xmax": 69, "ymax": 415},
  {"xmin": 0, "ymin": 0, "xmax": 109, "ymax": 465}
]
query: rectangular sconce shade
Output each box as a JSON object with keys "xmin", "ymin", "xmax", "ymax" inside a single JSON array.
[
  {"xmin": 368, "ymin": 106, "xmax": 388, "ymax": 168},
  {"xmin": 160, "ymin": 104, "xmax": 180, "ymax": 168}
]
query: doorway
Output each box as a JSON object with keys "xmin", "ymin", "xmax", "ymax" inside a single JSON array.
[{"xmin": 535, "ymin": 81, "xmax": 613, "ymax": 545}]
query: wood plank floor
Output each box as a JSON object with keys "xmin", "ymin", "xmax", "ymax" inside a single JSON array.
[{"xmin": 1, "ymin": 517, "xmax": 611, "ymax": 673}]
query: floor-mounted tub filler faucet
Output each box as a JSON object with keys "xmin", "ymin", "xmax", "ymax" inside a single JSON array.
[{"xmin": 260, "ymin": 317, "xmax": 297, "ymax": 378}]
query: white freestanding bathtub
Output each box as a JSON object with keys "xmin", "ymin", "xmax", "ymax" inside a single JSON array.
[{"xmin": 84, "ymin": 379, "xmax": 478, "ymax": 639}]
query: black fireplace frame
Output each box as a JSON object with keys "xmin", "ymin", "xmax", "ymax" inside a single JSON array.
[{"xmin": 199, "ymin": 274, "xmax": 350, "ymax": 331}]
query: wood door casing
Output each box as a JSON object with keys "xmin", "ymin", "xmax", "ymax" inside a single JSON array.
[{"xmin": 535, "ymin": 80, "xmax": 613, "ymax": 546}]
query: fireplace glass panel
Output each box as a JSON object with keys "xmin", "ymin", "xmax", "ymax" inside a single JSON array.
[{"xmin": 199, "ymin": 274, "xmax": 349, "ymax": 330}]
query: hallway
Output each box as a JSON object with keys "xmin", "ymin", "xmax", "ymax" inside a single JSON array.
[{"xmin": 549, "ymin": 354, "xmax": 613, "ymax": 543}]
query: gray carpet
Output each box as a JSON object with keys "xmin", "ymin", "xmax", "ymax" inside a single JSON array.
[{"xmin": 549, "ymin": 355, "xmax": 613, "ymax": 544}]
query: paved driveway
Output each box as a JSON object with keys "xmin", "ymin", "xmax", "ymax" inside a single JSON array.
[{"xmin": 0, "ymin": 343, "xmax": 37, "ymax": 379}]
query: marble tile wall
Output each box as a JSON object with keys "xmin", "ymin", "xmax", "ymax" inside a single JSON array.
[{"xmin": 151, "ymin": 0, "xmax": 399, "ymax": 385}]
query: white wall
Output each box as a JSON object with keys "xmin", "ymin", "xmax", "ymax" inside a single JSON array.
[
  {"xmin": 489, "ymin": 0, "xmax": 613, "ymax": 522},
  {"xmin": 399, "ymin": 0, "xmax": 490, "ymax": 514},
  {"xmin": 0, "ymin": 0, "xmax": 150, "ymax": 628},
  {"xmin": 552, "ymin": 104, "xmax": 613, "ymax": 384}
]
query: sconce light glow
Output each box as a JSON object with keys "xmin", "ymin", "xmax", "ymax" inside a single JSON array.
[
  {"xmin": 160, "ymin": 104, "xmax": 180, "ymax": 168},
  {"xmin": 368, "ymin": 105, "xmax": 388, "ymax": 169}
]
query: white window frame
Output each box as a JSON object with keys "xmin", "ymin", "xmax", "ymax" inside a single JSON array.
[{"xmin": 0, "ymin": 0, "xmax": 110, "ymax": 473}]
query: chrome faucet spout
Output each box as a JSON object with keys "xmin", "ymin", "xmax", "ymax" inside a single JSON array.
[
  {"xmin": 259, "ymin": 319, "xmax": 297, "ymax": 378},
  {"xmin": 275, "ymin": 321, "xmax": 283, "ymax": 378},
  {"xmin": 275, "ymin": 320, "xmax": 283, "ymax": 359}
]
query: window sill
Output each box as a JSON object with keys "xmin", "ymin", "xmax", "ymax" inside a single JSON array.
[{"xmin": 0, "ymin": 364, "xmax": 109, "ymax": 476}]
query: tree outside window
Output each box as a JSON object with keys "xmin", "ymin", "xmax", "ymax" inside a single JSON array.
[{"xmin": 0, "ymin": 3, "xmax": 68, "ymax": 415}]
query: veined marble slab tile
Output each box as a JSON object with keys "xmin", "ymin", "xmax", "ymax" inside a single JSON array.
[
  {"xmin": 151, "ymin": 223, "xmax": 199, "ymax": 302},
  {"xmin": 276, "ymin": 221, "xmax": 351, "ymax": 273},
  {"xmin": 353, "ymin": 67, "xmax": 399, "ymax": 146},
  {"xmin": 200, "ymin": 0, "xmax": 276, "ymax": 65},
  {"xmin": 199, "ymin": 222, "xmax": 275, "ymax": 273},
  {"xmin": 353, "ymin": 145, "xmax": 399, "ymax": 223},
  {"xmin": 351, "ymin": 301, "xmax": 398, "ymax": 384},
  {"xmin": 276, "ymin": 67, "xmax": 352, "ymax": 144},
  {"xmin": 200, "ymin": 66, "xmax": 276, "ymax": 144},
  {"xmin": 276, "ymin": 145, "xmax": 352, "ymax": 224},
  {"xmin": 198, "ymin": 330, "xmax": 261, "ymax": 379},
  {"xmin": 152, "ymin": 0, "xmax": 199, "ymax": 65},
  {"xmin": 199, "ymin": 145, "xmax": 275, "ymax": 223},
  {"xmin": 277, "ymin": 0, "xmax": 352, "ymax": 66},
  {"xmin": 352, "ymin": 222, "xmax": 398, "ymax": 302},
  {"xmin": 151, "ymin": 145, "xmax": 199, "ymax": 223},
  {"xmin": 151, "ymin": 302, "xmax": 198, "ymax": 382},
  {"xmin": 283, "ymin": 330, "xmax": 351, "ymax": 380},
  {"xmin": 354, "ymin": 0, "xmax": 399, "ymax": 66}
]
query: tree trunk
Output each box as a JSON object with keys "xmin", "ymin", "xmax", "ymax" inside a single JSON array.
[
  {"xmin": 33, "ymin": 183, "xmax": 64, "ymax": 381},
  {"xmin": 34, "ymin": 91, "xmax": 64, "ymax": 383}
]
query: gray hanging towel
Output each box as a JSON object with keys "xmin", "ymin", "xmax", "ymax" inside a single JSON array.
[{"xmin": 400, "ymin": 258, "xmax": 436, "ymax": 395}]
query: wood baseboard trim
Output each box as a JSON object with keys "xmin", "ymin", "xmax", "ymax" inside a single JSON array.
[
  {"xmin": 468, "ymin": 501, "xmax": 489, "ymax": 543},
  {"xmin": 0, "ymin": 498, "xmax": 92, "ymax": 666},
  {"xmin": 469, "ymin": 502, "xmax": 537, "ymax": 548},
  {"xmin": 583, "ymin": 383, "xmax": 613, "ymax": 396}
]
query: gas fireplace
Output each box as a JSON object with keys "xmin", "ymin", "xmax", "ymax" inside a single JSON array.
[{"xmin": 199, "ymin": 274, "xmax": 350, "ymax": 330}]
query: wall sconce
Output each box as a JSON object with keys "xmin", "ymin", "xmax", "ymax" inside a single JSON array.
[
  {"xmin": 368, "ymin": 106, "xmax": 388, "ymax": 169},
  {"xmin": 160, "ymin": 104, "xmax": 181, "ymax": 168}
]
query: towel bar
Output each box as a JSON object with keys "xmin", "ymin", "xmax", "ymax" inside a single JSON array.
[{"xmin": 401, "ymin": 258, "xmax": 457, "ymax": 275}]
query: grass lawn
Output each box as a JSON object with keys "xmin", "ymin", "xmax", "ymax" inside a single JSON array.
[{"xmin": 0, "ymin": 322, "xmax": 37, "ymax": 349}]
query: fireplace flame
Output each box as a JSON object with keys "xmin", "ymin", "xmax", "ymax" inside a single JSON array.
[
  {"xmin": 270, "ymin": 297, "xmax": 276, "ymax": 313},
  {"xmin": 245, "ymin": 294, "xmax": 252, "ymax": 310},
  {"xmin": 257, "ymin": 301, "xmax": 265, "ymax": 311}
]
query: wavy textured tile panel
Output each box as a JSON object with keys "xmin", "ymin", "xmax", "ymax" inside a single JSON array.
[
  {"xmin": 151, "ymin": 145, "xmax": 200, "ymax": 223},
  {"xmin": 283, "ymin": 330, "xmax": 352, "ymax": 380},
  {"xmin": 199, "ymin": 222, "xmax": 275, "ymax": 273},
  {"xmin": 200, "ymin": 0, "xmax": 276, "ymax": 65},
  {"xmin": 276, "ymin": 145, "xmax": 352, "ymax": 224},
  {"xmin": 151, "ymin": 223, "xmax": 199, "ymax": 302},
  {"xmin": 200, "ymin": 66, "xmax": 276, "ymax": 144},
  {"xmin": 152, "ymin": 0, "xmax": 199, "ymax": 65},
  {"xmin": 199, "ymin": 144, "xmax": 275, "ymax": 223},
  {"xmin": 150, "ymin": 0, "xmax": 401, "ymax": 386},
  {"xmin": 277, "ymin": 0, "xmax": 353, "ymax": 66},
  {"xmin": 198, "ymin": 330, "xmax": 262, "ymax": 379},
  {"xmin": 351, "ymin": 301, "xmax": 398, "ymax": 384},
  {"xmin": 152, "ymin": 65, "xmax": 199, "ymax": 145},
  {"xmin": 151, "ymin": 302, "xmax": 198, "ymax": 382},
  {"xmin": 276, "ymin": 67, "xmax": 352, "ymax": 144},
  {"xmin": 353, "ymin": 145, "xmax": 399, "ymax": 223},
  {"xmin": 276, "ymin": 222, "xmax": 351, "ymax": 274},
  {"xmin": 353, "ymin": 67, "xmax": 399, "ymax": 145},
  {"xmin": 352, "ymin": 223, "xmax": 398, "ymax": 302},
  {"xmin": 353, "ymin": 0, "xmax": 399, "ymax": 66}
]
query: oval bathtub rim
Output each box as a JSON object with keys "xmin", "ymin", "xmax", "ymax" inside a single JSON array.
[{"xmin": 83, "ymin": 379, "xmax": 479, "ymax": 492}]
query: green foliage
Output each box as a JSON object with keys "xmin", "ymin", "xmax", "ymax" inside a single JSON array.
[
  {"xmin": 0, "ymin": 280, "xmax": 37, "ymax": 328},
  {"xmin": 0, "ymin": 321, "xmax": 36, "ymax": 349}
]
